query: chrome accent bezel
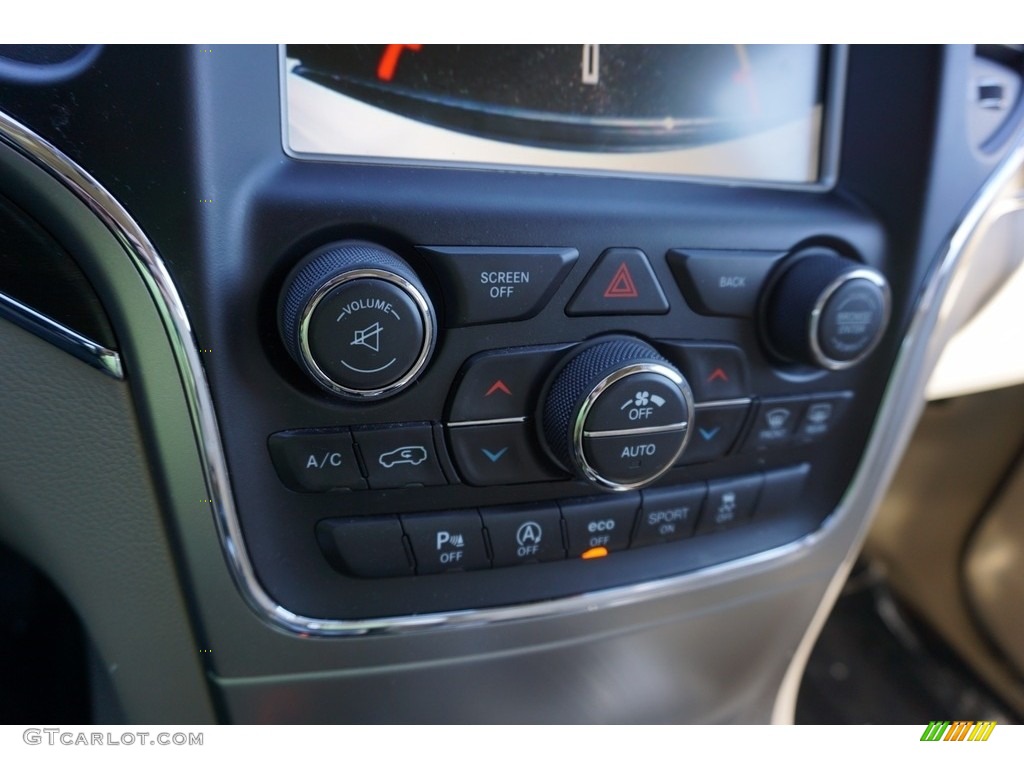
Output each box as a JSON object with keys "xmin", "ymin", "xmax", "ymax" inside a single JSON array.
[
  {"xmin": 571, "ymin": 362, "xmax": 694, "ymax": 491},
  {"xmin": 296, "ymin": 267, "xmax": 436, "ymax": 400},
  {"xmin": 808, "ymin": 268, "xmax": 891, "ymax": 371},
  {"xmin": 447, "ymin": 416, "xmax": 528, "ymax": 428},
  {"xmin": 0, "ymin": 289, "xmax": 123, "ymax": 379},
  {"xmin": 582, "ymin": 422, "xmax": 688, "ymax": 439}
]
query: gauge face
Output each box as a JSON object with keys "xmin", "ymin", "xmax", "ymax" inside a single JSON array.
[{"xmin": 284, "ymin": 44, "xmax": 830, "ymax": 184}]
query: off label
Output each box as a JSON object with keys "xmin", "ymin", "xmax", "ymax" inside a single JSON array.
[{"xmin": 479, "ymin": 269, "xmax": 530, "ymax": 299}]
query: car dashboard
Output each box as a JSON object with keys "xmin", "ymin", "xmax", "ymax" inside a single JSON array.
[{"xmin": 0, "ymin": 44, "xmax": 1022, "ymax": 723}]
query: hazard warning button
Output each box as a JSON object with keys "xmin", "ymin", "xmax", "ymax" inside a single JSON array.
[{"xmin": 566, "ymin": 248, "xmax": 669, "ymax": 316}]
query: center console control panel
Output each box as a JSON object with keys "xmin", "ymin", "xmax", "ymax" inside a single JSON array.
[{"xmin": 238, "ymin": 223, "xmax": 892, "ymax": 620}]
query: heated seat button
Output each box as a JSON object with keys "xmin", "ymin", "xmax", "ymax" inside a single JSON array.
[
  {"xmin": 741, "ymin": 397, "xmax": 806, "ymax": 452},
  {"xmin": 268, "ymin": 429, "xmax": 366, "ymax": 491},
  {"xmin": 566, "ymin": 248, "xmax": 669, "ymax": 316},
  {"xmin": 795, "ymin": 392, "xmax": 853, "ymax": 443},
  {"xmin": 560, "ymin": 494, "xmax": 640, "ymax": 556},
  {"xmin": 481, "ymin": 504, "xmax": 565, "ymax": 566},
  {"xmin": 658, "ymin": 342, "xmax": 750, "ymax": 401},
  {"xmin": 447, "ymin": 422, "xmax": 566, "ymax": 486},
  {"xmin": 634, "ymin": 483, "xmax": 706, "ymax": 546},
  {"xmin": 353, "ymin": 423, "xmax": 448, "ymax": 489},
  {"xmin": 448, "ymin": 344, "xmax": 572, "ymax": 423},
  {"xmin": 316, "ymin": 516, "xmax": 413, "ymax": 578},
  {"xmin": 680, "ymin": 401, "xmax": 751, "ymax": 464},
  {"xmin": 418, "ymin": 246, "xmax": 577, "ymax": 326},
  {"xmin": 666, "ymin": 249, "xmax": 785, "ymax": 318},
  {"xmin": 402, "ymin": 512, "xmax": 490, "ymax": 574},
  {"xmin": 697, "ymin": 475, "xmax": 763, "ymax": 533}
]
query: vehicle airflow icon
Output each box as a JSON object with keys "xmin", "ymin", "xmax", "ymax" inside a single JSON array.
[{"xmin": 765, "ymin": 408, "xmax": 792, "ymax": 429}]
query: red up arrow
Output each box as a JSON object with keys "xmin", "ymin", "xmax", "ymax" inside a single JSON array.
[
  {"xmin": 485, "ymin": 380, "xmax": 512, "ymax": 397},
  {"xmin": 707, "ymin": 368, "xmax": 729, "ymax": 383}
]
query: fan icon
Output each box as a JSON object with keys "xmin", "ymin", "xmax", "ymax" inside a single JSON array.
[{"xmin": 633, "ymin": 391, "xmax": 650, "ymax": 407}]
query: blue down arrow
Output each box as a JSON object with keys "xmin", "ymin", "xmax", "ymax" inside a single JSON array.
[
  {"xmin": 698, "ymin": 427, "xmax": 721, "ymax": 441},
  {"xmin": 481, "ymin": 447, "xmax": 509, "ymax": 462}
]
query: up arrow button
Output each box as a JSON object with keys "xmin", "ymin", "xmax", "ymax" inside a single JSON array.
[{"xmin": 566, "ymin": 248, "xmax": 669, "ymax": 316}]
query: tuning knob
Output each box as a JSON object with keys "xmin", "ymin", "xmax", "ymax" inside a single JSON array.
[
  {"xmin": 279, "ymin": 242, "xmax": 436, "ymax": 399},
  {"xmin": 762, "ymin": 249, "xmax": 890, "ymax": 370},
  {"xmin": 542, "ymin": 337, "xmax": 694, "ymax": 491}
]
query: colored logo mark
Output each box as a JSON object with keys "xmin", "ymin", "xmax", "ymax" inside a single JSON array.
[{"xmin": 920, "ymin": 721, "xmax": 996, "ymax": 742}]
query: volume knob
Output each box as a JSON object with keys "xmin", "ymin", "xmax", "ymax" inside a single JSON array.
[{"xmin": 279, "ymin": 242, "xmax": 436, "ymax": 399}]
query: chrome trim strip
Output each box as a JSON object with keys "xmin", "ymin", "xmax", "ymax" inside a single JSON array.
[
  {"xmin": 771, "ymin": 133, "xmax": 1024, "ymax": 722},
  {"xmin": 583, "ymin": 422, "xmax": 688, "ymax": 439},
  {"xmin": 0, "ymin": 288, "xmax": 123, "ymax": 379},
  {"xmin": 4, "ymin": 95, "xmax": 1019, "ymax": 643},
  {"xmin": 447, "ymin": 416, "xmax": 528, "ymax": 428},
  {"xmin": 694, "ymin": 397, "xmax": 753, "ymax": 410}
]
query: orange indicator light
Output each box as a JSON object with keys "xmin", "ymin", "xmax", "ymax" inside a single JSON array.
[{"xmin": 581, "ymin": 546, "xmax": 609, "ymax": 560}]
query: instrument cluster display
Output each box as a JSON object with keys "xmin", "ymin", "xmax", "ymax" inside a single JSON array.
[{"xmin": 284, "ymin": 45, "xmax": 830, "ymax": 184}]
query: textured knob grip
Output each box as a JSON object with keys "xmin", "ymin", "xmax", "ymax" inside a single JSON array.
[
  {"xmin": 764, "ymin": 249, "xmax": 889, "ymax": 370},
  {"xmin": 279, "ymin": 241, "xmax": 436, "ymax": 399}
]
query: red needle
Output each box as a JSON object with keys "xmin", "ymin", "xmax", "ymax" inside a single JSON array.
[{"xmin": 377, "ymin": 44, "xmax": 422, "ymax": 82}]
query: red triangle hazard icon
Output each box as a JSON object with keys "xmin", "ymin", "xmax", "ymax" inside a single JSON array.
[{"xmin": 603, "ymin": 262, "xmax": 639, "ymax": 299}]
